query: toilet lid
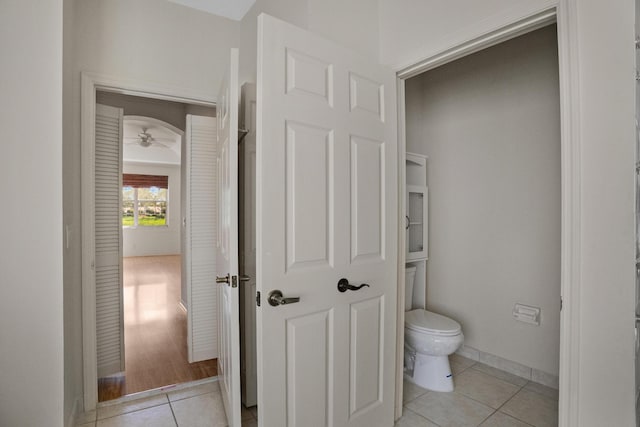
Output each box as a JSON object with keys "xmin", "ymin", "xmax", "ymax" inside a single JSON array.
[{"xmin": 405, "ymin": 309, "xmax": 461, "ymax": 336}]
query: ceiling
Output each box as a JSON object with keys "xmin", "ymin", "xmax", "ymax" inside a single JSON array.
[
  {"xmin": 166, "ymin": 0, "xmax": 256, "ymax": 21},
  {"xmin": 123, "ymin": 117, "xmax": 182, "ymax": 165}
]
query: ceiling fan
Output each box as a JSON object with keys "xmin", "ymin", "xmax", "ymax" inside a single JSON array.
[{"xmin": 124, "ymin": 127, "xmax": 174, "ymax": 148}]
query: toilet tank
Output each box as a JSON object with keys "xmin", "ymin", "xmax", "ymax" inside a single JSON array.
[{"xmin": 405, "ymin": 266, "xmax": 417, "ymax": 311}]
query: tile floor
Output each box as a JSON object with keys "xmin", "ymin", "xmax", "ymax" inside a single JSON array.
[
  {"xmin": 76, "ymin": 380, "xmax": 257, "ymax": 427},
  {"xmin": 77, "ymin": 355, "xmax": 558, "ymax": 427},
  {"xmin": 397, "ymin": 354, "xmax": 559, "ymax": 427}
]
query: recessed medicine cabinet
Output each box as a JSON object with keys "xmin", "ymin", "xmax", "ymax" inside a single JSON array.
[{"xmin": 406, "ymin": 152, "xmax": 428, "ymax": 262}]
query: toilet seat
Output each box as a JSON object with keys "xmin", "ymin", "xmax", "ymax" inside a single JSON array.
[{"xmin": 405, "ymin": 309, "xmax": 461, "ymax": 337}]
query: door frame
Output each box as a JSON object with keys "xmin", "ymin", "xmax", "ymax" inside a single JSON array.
[
  {"xmin": 80, "ymin": 72, "xmax": 216, "ymax": 411},
  {"xmin": 394, "ymin": 4, "xmax": 580, "ymax": 425}
]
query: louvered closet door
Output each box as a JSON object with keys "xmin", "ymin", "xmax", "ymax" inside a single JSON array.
[
  {"xmin": 185, "ymin": 115, "xmax": 219, "ymax": 362},
  {"xmin": 95, "ymin": 104, "xmax": 125, "ymax": 378}
]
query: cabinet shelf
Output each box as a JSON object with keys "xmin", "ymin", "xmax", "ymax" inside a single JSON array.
[{"xmin": 406, "ymin": 152, "xmax": 428, "ymax": 262}]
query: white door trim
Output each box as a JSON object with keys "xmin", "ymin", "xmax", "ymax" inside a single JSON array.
[
  {"xmin": 394, "ymin": 4, "xmax": 581, "ymax": 425},
  {"xmin": 81, "ymin": 72, "xmax": 216, "ymax": 411}
]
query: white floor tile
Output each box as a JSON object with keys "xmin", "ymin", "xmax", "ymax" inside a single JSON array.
[
  {"xmin": 500, "ymin": 389, "xmax": 558, "ymax": 427},
  {"xmin": 97, "ymin": 394, "xmax": 168, "ymax": 420},
  {"xmin": 171, "ymin": 392, "xmax": 228, "ymax": 427},
  {"xmin": 395, "ymin": 408, "xmax": 439, "ymax": 427},
  {"xmin": 76, "ymin": 410, "xmax": 97, "ymax": 425},
  {"xmin": 168, "ymin": 381, "xmax": 220, "ymax": 402},
  {"xmin": 454, "ymin": 369, "xmax": 520, "ymax": 409},
  {"xmin": 403, "ymin": 379, "xmax": 429, "ymax": 404},
  {"xmin": 480, "ymin": 411, "xmax": 532, "ymax": 427},
  {"xmin": 406, "ymin": 391, "xmax": 494, "ymax": 427},
  {"xmin": 523, "ymin": 381, "xmax": 559, "ymax": 400},
  {"xmin": 96, "ymin": 404, "xmax": 176, "ymax": 427},
  {"xmin": 450, "ymin": 354, "xmax": 477, "ymax": 374}
]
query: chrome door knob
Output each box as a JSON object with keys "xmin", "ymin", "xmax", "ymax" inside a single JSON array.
[{"xmin": 267, "ymin": 290, "xmax": 300, "ymax": 306}]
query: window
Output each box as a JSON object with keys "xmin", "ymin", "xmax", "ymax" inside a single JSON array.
[{"xmin": 122, "ymin": 174, "xmax": 168, "ymax": 227}]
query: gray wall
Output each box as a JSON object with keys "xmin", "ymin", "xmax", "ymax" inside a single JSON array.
[{"xmin": 406, "ymin": 25, "xmax": 561, "ymax": 376}]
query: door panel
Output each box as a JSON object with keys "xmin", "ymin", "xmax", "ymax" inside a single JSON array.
[
  {"xmin": 257, "ymin": 14, "xmax": 398, "ymax": 427},
  {"xmin": 350, "ymin": 136, "xmax": 385, "ymax": 263},
  {"xmin": 349, "ymin": 297, "xmax": 384, "ymax": 416},
  {"xmin": 285, "ymin": 121, "xmax": 334, "ymax": 270},
  {"xmin": 286, "ymin": 310, "xmax": 333, "ymax": 426},
  {"xmin": 216, "ymin": 48, "xmax": 241, "ymax": 427}
]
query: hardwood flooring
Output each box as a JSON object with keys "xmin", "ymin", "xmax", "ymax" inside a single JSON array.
[{"xmin": 98, "ymin": 255, "xmax": 217, "ymax": 402}]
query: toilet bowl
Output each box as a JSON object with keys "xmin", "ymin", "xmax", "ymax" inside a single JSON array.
[{"xmin": 404, "ymin": 266, "xmax": 464, "ymax": 392}]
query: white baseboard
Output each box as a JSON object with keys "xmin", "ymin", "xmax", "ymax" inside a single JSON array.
[{"xmin": 456, "ymin": 345, "xmax": 559, "ymax": 390}]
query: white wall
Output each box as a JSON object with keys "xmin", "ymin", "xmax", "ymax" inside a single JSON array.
[
  {"xmin": 0, "ymin": 2, "xmax": 64, "ymax": 426},
  {"xmin": 123, "ymin": 163, "xmax": 182, "ymax": 257},
  {"xmin": 573, "ymin": 1, "xmax": 635, "ymax": 424},
  {"xmin": 406, "ymin": 26, "xmax": 561, "ymax": 376},
  {"xmin": 75, "ymin": 0, "xmax": 240, "ymax": 101},
  {"xmin": 378, "ymin": 0, "xmax": 557, "ymax": 69}
]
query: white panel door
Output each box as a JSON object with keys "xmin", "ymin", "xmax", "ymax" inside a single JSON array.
[
  {"xmin": 216, "ymin": 48, "xmax": 242, "ymax": 427},
  {"xmin": 256, "ymin": 14, "xmax": 398, "ymax": 427},
  {"xmin": 95, "ymin": 103, "xmax": 125, "ymax": 378},
  {"xmin": 184, "ymin": 114, "xmax": 219, "ymax": 362}
]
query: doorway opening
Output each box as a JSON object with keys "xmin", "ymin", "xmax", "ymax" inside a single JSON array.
[
  {"xmin": 93, "ymin": 91, "xmax": 217, "ymax": 402},
  {"xmin": 398, "ymin": 23, "xmax": 563, "ymax": 426}
]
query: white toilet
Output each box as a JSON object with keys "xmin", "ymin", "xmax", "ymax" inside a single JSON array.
[{"xmin": 404, "ymin": 266, "xmax": 464, "ymax": 392}]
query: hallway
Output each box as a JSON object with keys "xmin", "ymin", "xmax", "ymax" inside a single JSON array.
[{"xmin": 98, "ymin": 255, "xmax": 217, "ymax": 401}]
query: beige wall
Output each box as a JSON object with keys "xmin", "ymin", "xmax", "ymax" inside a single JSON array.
[
  {"xmin": 406, "ymin": 26, "xmax": 561, "ymax": 375},
  {"xmin": 1, "ymin": 1, "xmax": 64, "ymax": 426}
]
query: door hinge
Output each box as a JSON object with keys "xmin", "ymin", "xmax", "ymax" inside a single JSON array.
[
  {"xmin": 560, "ymin": 297, "xmax": 563, "ymax": 311},
  {"xmin": 256, "ymin": 291, "xmax": 261, "ymax": 307}
]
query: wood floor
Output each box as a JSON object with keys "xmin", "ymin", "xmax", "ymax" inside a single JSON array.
[{"xmin": 98, "ymin": 255, "xmax": 217, "ymax": 402}]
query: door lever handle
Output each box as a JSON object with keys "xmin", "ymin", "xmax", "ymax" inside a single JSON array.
[
  {"xmin": 337, "ymin": 278, "xmax": 370, "ymax": 293},
  {"xmin": 267, "ymin": 290, "xmax": 300, "ymax": 306},
  {"xmin": 216, "ymin": 274, "xmax": 230, "ymax": 284}
]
